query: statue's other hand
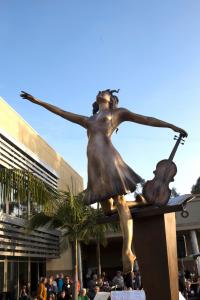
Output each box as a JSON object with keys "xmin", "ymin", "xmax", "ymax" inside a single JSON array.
[
  {"xmin": 20, "ymin": 91, "xmax": 36, "ymax": 103},
  {"xmin": 173, "ymin": 126, "xmax": 188, "ymax": 138}
]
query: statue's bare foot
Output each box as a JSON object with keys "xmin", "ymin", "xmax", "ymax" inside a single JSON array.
[
  {"xmin": 122, "ymin": 251, "xmax": 136, "ymax": 274},
  {"xmin": 126, "ymin": 194, "xmax": 149, "ymax": 209},
  {"xmin": 102, "ymin": 195, "xmax": 149, "ymax": 216},
  {"xmin": 104, "ymin": 207, "xmax": 117, "ymax": 216},
  {"xmin": 135, "ymin": 194, "xmax": 148, "ymax": 205},
  {"xmin": 101, "ymin": 198, "xmax": 116, "ymax": 216}
]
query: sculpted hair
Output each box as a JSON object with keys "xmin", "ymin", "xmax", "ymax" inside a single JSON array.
[{"xmin": 92, "ymin": 89, "xmax": 120, "ymax": 115}]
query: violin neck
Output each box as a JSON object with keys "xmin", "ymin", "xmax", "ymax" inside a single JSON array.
[{"xmin": 168, "ymin": 134, "xmax": 182, "ymax": 161}]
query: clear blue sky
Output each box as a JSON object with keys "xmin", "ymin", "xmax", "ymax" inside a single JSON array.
[{"xmin": 0, "ymin": 0, "xmax": 200, "ymax": 194}]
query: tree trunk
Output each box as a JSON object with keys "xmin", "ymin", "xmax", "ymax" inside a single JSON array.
[
  {"xmin": 96, "ymin": 202, "xmax": 101, "ymax": 278},
  {"xmin": 78, "ymin": 241, "xmax": 83, "ymax": 289},
  {"xmin": 71, "ymin": 239, "xmax": 78, "ymax": 300},
  {"xmin": 96, "ymin": 238, "xmax": 101, "ymax": 277}
]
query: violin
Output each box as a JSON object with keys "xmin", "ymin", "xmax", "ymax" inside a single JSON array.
[{"xmin": 143, "ymin": 133, "xmax": 185, "ymax": 206}]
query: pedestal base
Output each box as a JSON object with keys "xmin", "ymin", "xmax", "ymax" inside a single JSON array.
[
  {"xmin": 133, "ymin": 212, "xmax": 179, "ymax": 300},
  {"xmin": 97, "ymin": 195, "xmax": 193, "ymax": 300}
]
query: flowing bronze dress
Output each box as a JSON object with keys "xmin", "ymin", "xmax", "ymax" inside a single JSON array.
[{"xmin": 84, "ymin": 108, "xmax": 142, "ymax": 204}]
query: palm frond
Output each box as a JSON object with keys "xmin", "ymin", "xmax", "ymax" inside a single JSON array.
[{"xmin": 28, "ymin": 212, "xmax": 52, "ymax": 230}]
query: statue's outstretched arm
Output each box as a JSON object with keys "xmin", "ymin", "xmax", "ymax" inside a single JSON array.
[
  {"xmin": 119, "ymin": 108, "xmax": 188, "ymax": 137},
  {"xmin": 20, "ymin": 91, "xmax": 89, "ymax": 128}
]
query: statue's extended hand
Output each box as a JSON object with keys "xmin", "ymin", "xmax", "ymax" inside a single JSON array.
[
  {"xmin": 20, "ymin": 91, "xmax": 37, "ymax": 103},
  {"xmin": 173, "ymin": 126, "xmax": 188, "ymax": 138}
]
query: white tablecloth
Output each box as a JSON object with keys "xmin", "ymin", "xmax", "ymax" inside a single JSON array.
[
  {"xmin": 94, "ymin": 292, "xmax": 110, "ymax": 300},
  {"xmin": 111, "ymin": 291, "xmax": 146, "ymax": 300},
  {"xmin": 110, "ymin": 291, "xmax": 185, "ymax": 300}
]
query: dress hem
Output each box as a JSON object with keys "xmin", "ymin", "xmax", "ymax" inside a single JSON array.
[{"xmin": 84, "ymin": 185, "xmax": 137, "ymax": 205}]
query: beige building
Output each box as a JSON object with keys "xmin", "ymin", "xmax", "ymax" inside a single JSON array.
[
  {"xmin": 176, "ymin": 196, "xmax": 200, "ymax": 275},
  {"xmin": 0, "ymin": 97, "xmax": 83, "ymax": 295}
]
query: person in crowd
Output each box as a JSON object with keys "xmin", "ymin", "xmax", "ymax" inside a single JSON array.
[
  {"xmin": 55, "ymin": 274, "xmax": 59, "ymax": 281},
  {"xmin": 112, "ymin": 271, "xmax": 124, "ymax": 290},
  {"xmin": 46, "ymin": 276, "xmax": 56, "ymax": 300},
  {"xmin": 178, "ymin": 271, "xmax": 186, "ymax": 295},
  {"xmin": 56, "ymin": 273, "xmax": 64, "ymax": 293},
  {"xmin": 100, "ymin": 272, "xmax": 110, "ymax": 292},
  {"xmin": 97, "ymin": 278, "xmax": 104, "ymax": 291},
  {"xmin": 85, "ymin": 270, "xmax": 95, "ymax": 289},
  {"xmin": 73, "ymin": 278, "xmax": 81, "ymax": 295},
  {"xmin": 37, "ymin": 277, "xmax": 47, "ymax": 300},
  {"xmin": 52, "ymin": 277, "xmax": 58, "ymax": 295},
  {"xmin": 78, "ymin": 288, "xmax": 90, "ymax": 300},
  {"xmin": 8, "ymin": 283, "xmax": 18, "ymax": 300},
  {"xmin": 101, "ymin": 272, "xmax": 109, "ymax": 284},
  {"xmin": 62, "ymin": 276, "xmax": 72, "ymax": 300},
  {"xmin": 25, "ymin": 281, "xmax": 31, "ymax": 297},
  {"xmin": 185, "ymin": 270, "xmax": 191, "ymax": 280},
  {"xmin": 87, "ymin": 274, "xmax": 98, "ymax": 299},
  {"xmin": 57, "ymin": 291, "xmax": 66, "ymax": 300},
  {"xmin": 133, "ymin": 271, "xmax": 142, "ymax": 290},
  {"xmin": 19, "ymin": 285, "xmax": 29, "ymax": 300},
  {"xmin": 96, "ymin": 277, "xmax": 109, "ymax": 292},
  {"xmin": 92, "ymin": 286, "xmax": 100, "ymax": 300},
  {"xmin": 87, "ymin": 274, "xmax": 98, "ymax": 290}
]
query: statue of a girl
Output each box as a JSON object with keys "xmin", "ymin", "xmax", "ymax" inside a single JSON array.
[{"xmin": 20, "ymin": 89, "xmax": 187, "ymax": 275}]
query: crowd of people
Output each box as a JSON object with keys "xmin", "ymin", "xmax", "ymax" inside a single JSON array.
[
  {"xmin": 17, "ymin": 269, "xmax": 200, "ymax": 300},
  {"xmin": 19, "ymin": 270, "xmax": 142, "ymax": 300},
  {"xmin": 179, "ymin": 270, "xmax": 200, "ymax": 299}
]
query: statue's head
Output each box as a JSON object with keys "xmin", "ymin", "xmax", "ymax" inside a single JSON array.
[{"xmin": 93, "ymin": 89, "xmax": 120, "ymax": 114}]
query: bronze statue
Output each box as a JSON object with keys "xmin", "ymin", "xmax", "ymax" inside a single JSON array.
[{"xmin": 20, "ymin": 89, "xmax": 187, "ymax": 275}]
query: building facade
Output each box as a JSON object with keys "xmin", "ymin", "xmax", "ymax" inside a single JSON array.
[
  {"xmin": 176, "ymin": 196, "xmax": 200, "ymax": 275},
  {"xmin": 0, "ymin": 97, "xmax": 83, "ymax": 297}
]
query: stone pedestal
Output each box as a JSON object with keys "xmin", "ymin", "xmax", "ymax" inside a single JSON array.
[
  {"xmin": 133, "ymin": 212, "xmax": 178, "ymax": 300},
  {"xmin": 98, "ymin": 194, "xmax": 194, "ymax": 300}
]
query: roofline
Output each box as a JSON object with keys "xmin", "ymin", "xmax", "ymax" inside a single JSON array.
[{"xmin": 0, "ymin": 97, "xmax": 83, "ymax": 180}]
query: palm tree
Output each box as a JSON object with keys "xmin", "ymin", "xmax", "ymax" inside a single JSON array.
[
  {"xmin": 29, "ymin": 191, "xmax": 115, "ymax": 300},
  {"xmin": 0, "ymin": 168, "xmax": 117, "ymax": 300},
  {"xmin": 89, "ymin": 203, "xmax": 119, "ymax": 278},
  {"xmin": 191, "ymin": 177, "xmax": 200, "ymax": 194}
]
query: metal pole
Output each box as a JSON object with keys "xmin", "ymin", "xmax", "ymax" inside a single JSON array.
[{"xmin": 181, "ymin": 258, "xmax": 188, "ymax": 300}]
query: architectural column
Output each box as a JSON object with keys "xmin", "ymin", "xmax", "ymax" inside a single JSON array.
[
  {"xmin": 5, "ymin": 198, "xmax": 9, "ymax": 214},
  {"xmin": 28, "ymin": 258, "xmax": 31, "ymax": 284},
  {"xmin": 3, "ymin": 258, "xmax": 7, "ymax": 292},
  {"xmin": 189, "ymin": 230, "xmax": 200, "ymax": 276}
]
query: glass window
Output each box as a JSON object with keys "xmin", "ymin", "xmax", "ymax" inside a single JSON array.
[
  {"xmin": 19, "ymin": 262, "xmax": 28, "ymax": 288},
  {"xmin": 0, "ymin": 262, "xmax": 4, "ymax": 292},
  {"xmin": 30, "ymin": 262, "xmax": 39, "ymax": 294},
  {"xmin": 7, "ymin": 262, "xmax": 18, "ymax": 298},
  {"xmin": 39, "ymin": 262, "xmax": 46, "ymax": 278},
  {"xmin": 0, "ymin": 183, "xmax": 6, "ymax": 213}
]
